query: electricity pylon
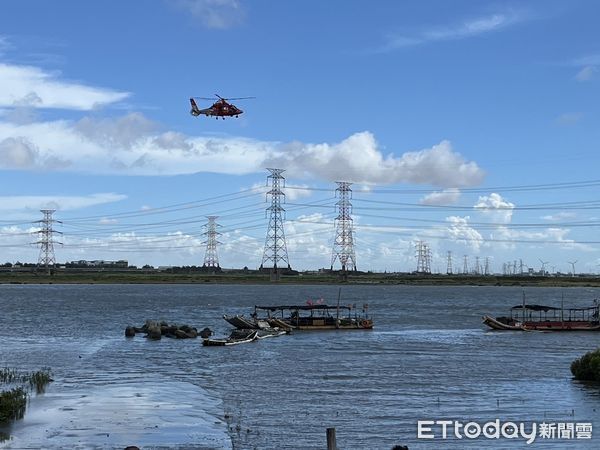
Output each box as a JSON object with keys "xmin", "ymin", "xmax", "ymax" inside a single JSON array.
[
  {"xmin": 35, "ymin": 209, "xmax": 62, "ymax": 274},
  {"xmin": 330, "ymin": 181, "xmax": 356, "ymax": 272}
]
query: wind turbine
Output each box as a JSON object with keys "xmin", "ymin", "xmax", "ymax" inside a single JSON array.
[
  {"xmin": 539, "ymin": 259, "xmax": 549, "ymax": 275},
  {"xmin": 568, "ymin": 260, "xmax": 578, "ymax": 276}
]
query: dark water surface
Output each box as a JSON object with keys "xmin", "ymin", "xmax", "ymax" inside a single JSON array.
[{"xmin": 1, "ymin": 284, "xmax": 599, "ymax": 449}]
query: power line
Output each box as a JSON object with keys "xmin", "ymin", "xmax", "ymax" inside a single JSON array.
[{"xmin": 286, "ymin": 178, "xmax": 600, "ymax": 194}]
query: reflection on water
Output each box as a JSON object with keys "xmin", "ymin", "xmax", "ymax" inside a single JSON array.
[{"xmin": 0, "ymin": 284, "xmax": 599, "ymax": 449}]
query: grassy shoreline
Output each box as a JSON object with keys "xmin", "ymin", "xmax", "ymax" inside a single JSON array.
[{"xmin": 1, "ymin": 271, "xmax": 600, "ymax": 287}]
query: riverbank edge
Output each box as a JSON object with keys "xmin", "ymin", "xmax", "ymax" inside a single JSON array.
[{"xmin": 1, "ymin": 272, "xmax": 600, "ymax": 287}]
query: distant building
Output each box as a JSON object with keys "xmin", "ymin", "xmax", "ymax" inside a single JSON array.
[{"xmin": 66, "ymin": 260, "xmax": 128, "ymax": 268}]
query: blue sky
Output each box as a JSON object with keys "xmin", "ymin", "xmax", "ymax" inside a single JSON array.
[{"xmin": 0, "ymin": 0, "xmax": 599, "ymax": 273}]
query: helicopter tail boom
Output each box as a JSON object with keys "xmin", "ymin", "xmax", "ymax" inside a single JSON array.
[{"xmin": 189, "ymin": 98, "xmax": 201, "ymax": 116}]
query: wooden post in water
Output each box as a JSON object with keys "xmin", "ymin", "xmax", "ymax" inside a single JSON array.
[
  {"xmin": 326, "ymin": 427, "xmax": 337, "ymax": 450},
  {"xmin": 336, "ymin": 288, "xmax": 341, "ymax": 329},
  {"xmin": 561, "ymin": 292, "xmax": 565, "ymax": 328}
]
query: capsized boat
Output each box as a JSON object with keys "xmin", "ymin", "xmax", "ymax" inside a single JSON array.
[
  {"xmin": 223, "ymin": 314, "xmax": 257, "ymax": 330},
  {"xmin": 202, "ymin": 329, "xmax": 258, "ymax": 346},
  {"xmin": 255, "ymin": 328, "xmax": 289, "ymax": 339},
  {"xmin": 222, "ymin": 314, "xmax": 290, "ymax": 331},
  {"xmin": 483, "ymin": 296, "xmax": 600, "ymax": 331}
]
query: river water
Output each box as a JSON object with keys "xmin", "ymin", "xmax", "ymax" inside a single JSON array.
[{"xmin": 0, "ymin": 284, "xmax": 599, "ymax": 449}]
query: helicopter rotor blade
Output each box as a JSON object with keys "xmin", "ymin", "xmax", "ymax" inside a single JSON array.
[
  {"xmin": 194, "ymin": 95, "xmax": 256, "ymax": 101},
  {"xmin": 223, "ymin": 96, "xmax": 256, "ymax": 100}
]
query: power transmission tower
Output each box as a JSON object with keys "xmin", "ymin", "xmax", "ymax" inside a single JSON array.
[
  {"xmin": 202, "ymin": 216, "xmax": 221, "ymax": 269},
  {"xmin": 484, "ymin": 257, "xmax": 490, "ymax": 275},
  {"xmin": 260, "ymin": 168, "xmax": 291, "ymax": 279},
  {"xmin": 415, "ymin": 241, "xmax": 431, "ymax": 274},
  {"xmin": 416, "ymin": 241, "xmax": 425, "ymax": 273},
  {"xmin": 463, "ymin": 255, "xmax": 469, "ymax": 275},
  {"xmin": 330, "ymin": 181, "xmax": 356, "ymax": 272},
  {"xmin": 519, "ymin": 259, "xmax": 524, "ymax": 275},
  {"xmin": 35, "ymin": 209, "xmax": 62, "ymax": 274},
  {"xmin": 426, "ymin": 246, "xmax": 432, "ymax": 273},
  {"xmin": 475, "ymin": 256, "xmax": 481, "ymax": 275},
  {"xmin": 446, "ymin": 251, "xmax": 453, "ymax": 275}
]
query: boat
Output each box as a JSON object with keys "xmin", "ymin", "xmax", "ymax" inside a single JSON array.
[
  {"xmin": 267, "ymin": 317, "xmax": 295, "ymax": 331},
  {"xmin": 255, "ymin": 328, "xmax": 289, "ymax": 339},
  {"xmin": 223, "ymin": 314, "xmax": 291, "ymax": 331},
  {"xmin": 254, "ymin": 304, "xmax": 374, "ymax": 330},
  {"xmin": 202, "ymin": 329, "xmax": 259, "ymax": 346},
  {"xmin": 222, "ymin": 314, "xmax": 258, "ymax": 330},
  {"xmin": 483, "ymin": 295, "xmax": 600, "ymax": 331}
]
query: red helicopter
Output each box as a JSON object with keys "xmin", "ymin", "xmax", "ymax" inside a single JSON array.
[{"xmin": 190, "ymin": 94, "xmax": 254, "ymax": 119}]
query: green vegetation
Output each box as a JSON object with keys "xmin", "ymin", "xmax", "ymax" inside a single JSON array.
[
  {"xmin": 0, "ymin": 367, "xmax": 53, "ymax": 438},
  {"xmin": 27, "ymin": 369, "xmax": 53, "ymax": 394},
  {"xmin": 0, "ymin": 387, "xmax": 27, "ymax": 423},
  {"xmin": 0, "ymin": 367, "xmax": 52, "ymax": 394},
  {"xmin": 571, "ymin": 349, "xmax": 600, "ymax": 382}
]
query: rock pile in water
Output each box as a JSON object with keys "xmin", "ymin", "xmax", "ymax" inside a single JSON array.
[{"xmin": 125, "ymin": 320, "xmax": 213, "ymax": 340}]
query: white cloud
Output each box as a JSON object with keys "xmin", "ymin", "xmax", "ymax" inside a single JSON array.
[
  {"xmin": 474, "ymin": 193, "xmax": 514, "ymax": 224},
  {"xmin": 74, "ymin": 113, "xmax": 159, "ymax": 150},
  {"xmin": 420, "ymin": 188, "xmax": 461, "ymax": 205},
  {"xmin": 575, "ymin": 65, "xmax": 595, "ymax": 82},
  {"xmin": 491, "ymin": 226, "xmax": 592, "ymax": 252},
  {"xmin": 0, "ymin": 193, "xmax": 127, "ymax": 212},
  {"xmin": 0, "ymin": 36, "xmax": 11, "ymax": 56},
  {"xmin": 379, "ymin": 10, "xmax": 524, "ymax": 51},
  {"xmin": 572, "ymin": 55, "xmax": 600, "ymax": 66},
  {"xmin": 248, "ymin": 182, "xmax": 269, "ymax": 195},
  {"xmin": 541, "ymin": 212, "xmax": 576, "ymax": 222},
  {"xmin": 285, "ymin": 184, "xmax": 313, "ymax": 201},
  {"xmin": 221, "ymin": 231, "xmax": 263, "ymax": 268},
  {"xmin": 285, "ymin": 213, "xmax": 334, "ymax": 270},
  {"xmin": 555, "ymin": 112, "xmax": 583, "ymax": 126},
  {"xmin": 0, "ymin": 116, "xmax": 485, "ymax": 186},
  {"xmin": 0, "ymin": 137, "xmax": 38, "ymax": 168},
  {"xmin": 245, "ymin": 180, "xmax": 314, "ymax": 209},
  {"xmin": 0, "ymin": 136, "xmax": 71, "ymax": 170},
  {"xmin": 444, "ymin": 215, "xmax": 484, "ymax": 251},
  {"xmin": 0, "ymin": 63, "xmax": 130, "ymax": 110},
  {"xmin": 99, "ymin": 217, "xmax": 119, "ymax": 225},
  {"xmin": 174, "ymin": 0, "xmax": 245, "ymax": 29},
  {"xmin": 267, "ymin": 134, "xmax": 484, "ymax": 186}
]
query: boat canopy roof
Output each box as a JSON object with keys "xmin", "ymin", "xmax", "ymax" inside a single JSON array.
[
  {"xmin": 511, "ymin": 303, "xmax": 599, "ymax": 312},
  {"xmin": 255, "ymin": 304, "xmax": 352, "ymax": 311}
]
